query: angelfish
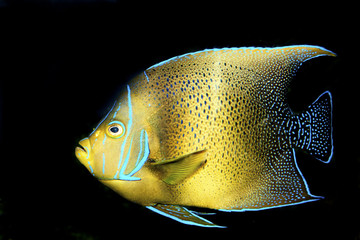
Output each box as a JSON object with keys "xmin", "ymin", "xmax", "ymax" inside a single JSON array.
[{"xmin": 75, "ymin": 45, "xmax": 335, "ymax": 228}]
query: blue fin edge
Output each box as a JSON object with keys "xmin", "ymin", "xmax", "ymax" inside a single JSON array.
[
  {"xmin": 146, "ymin": 206, "xmax": 226, "ymax": 228},
  {"xmin": 219, "ymin": 148, "xmax": 324, "ymax": 212},
  {"xmin": 147, "ymin": 45, "xmax": 336, "ymax": 70},
  {"xmin": 310, "ymin": 91, "xmax": 334, "ymax": 164}
]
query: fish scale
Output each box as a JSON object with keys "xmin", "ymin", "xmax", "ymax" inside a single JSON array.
[{"xmin": 76, "ymin": 45, "xmax": 335, "ymax": 227}]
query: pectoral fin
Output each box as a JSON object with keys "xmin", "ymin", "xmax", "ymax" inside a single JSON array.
[
  {"xmin": 146, "ymin": 204, "xmax": 224, "ymax": 228},
  {"xmin": 150, "ymin": 150, "xmax": 207, "ymax": 185}
]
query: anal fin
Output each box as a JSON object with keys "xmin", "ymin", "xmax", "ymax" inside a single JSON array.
[{"xmin": 146, "ymin": 204, "xmax": 224, "ymax": 228}]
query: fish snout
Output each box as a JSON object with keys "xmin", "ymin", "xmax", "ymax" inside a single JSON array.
[{"xmin": 75, "ymin": 138, "xmax": 91, "ymax": 165}]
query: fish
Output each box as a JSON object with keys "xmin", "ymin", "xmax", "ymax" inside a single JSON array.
[{"xmin": 75, "ymin": 45, "xmax": 335, "ymax": 228}]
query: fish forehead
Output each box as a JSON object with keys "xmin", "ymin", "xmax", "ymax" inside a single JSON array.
[{"xmin": 90, "ymin": 84, "xmax": 135, "ymax": 138}]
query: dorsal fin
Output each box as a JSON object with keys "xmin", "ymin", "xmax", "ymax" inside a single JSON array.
[
  {"xmin": 146, "ymin": 45, "xmax": 336, "ymax": 103},
  {"xmin": 147, "ymin": 45, "xmax": 336, "ymax": 72}
]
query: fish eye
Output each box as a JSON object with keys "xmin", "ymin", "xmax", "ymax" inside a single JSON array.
[
  {"xmin": 110, "ymin": 126, "xmax": 119, "ymax": 133},
  {"xmin": 106, "ymin": 121, "xmax": 125, "ymax": 138}
]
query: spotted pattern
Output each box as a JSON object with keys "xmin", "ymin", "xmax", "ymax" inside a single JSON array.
[{"xmin": 129, "ymin": 46, "xmax": 334, "ymax": 210}]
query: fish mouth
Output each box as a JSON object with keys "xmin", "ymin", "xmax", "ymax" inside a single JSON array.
[
  {"xmin": 76, "ymin": 142, "xmax": 88, "ymax": 155},
  {"xmin": 76, "ymin": 144, "xmax": 87, "ymax": 153},
  {"xmin": 76, "ymin": 145, "xmax": 87, "ymax": 155},
  {"xmin": 75, "ymin": 138, "xmax": 91, "ymax": 162}
]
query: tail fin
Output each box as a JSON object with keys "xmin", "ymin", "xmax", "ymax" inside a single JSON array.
[
  {"xmin": 288, "ymin": 91, "xmax": 333, "ymax": 163},
  {"xmin": 296, "ymin": 91, "xmax": 333, "ymax": 163}
]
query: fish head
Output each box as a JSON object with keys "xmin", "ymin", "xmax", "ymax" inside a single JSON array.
[{"xmin": 75, "ymin": 85, "xmax": 150, "ymax": 182}]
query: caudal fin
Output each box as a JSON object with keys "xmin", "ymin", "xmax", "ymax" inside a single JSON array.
[{"xmin": 305, "ymin": 91, "xmax": 333, "ymax": 163}]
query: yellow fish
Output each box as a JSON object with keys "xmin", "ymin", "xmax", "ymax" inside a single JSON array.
[{"xmin": 75, "ymin": 45, "xmax": 335, "ymax": 227}]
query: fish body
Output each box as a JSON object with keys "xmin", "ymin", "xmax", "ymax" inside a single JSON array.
[{"xmin": 76, "ymin": 45, "xmax": 335, "ymax": 227}]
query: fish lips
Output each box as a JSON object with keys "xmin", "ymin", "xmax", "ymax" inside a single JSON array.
[
  {"xmin": 75, "ymin": 138, "xmax": 91, "ymax": 164},
  {"xmin": 76, "ymin": 145, "xmax": 87, "ymax": 156}
]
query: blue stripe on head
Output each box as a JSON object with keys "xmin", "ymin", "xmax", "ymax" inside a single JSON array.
[
  {"xmin": 113, "ymin": 101, "xmax": 121, "ymax": 119},
  {"xmin": 119, "ymin": 135, "xmax": 134, "ymax": 177},
  {"xmin": 84, "ymin": 146, "xmax": 90, "ymax": 159},
  {"xmin": 88, "ymin": 161, "xmax": 95, "ymax": 176},
  {"xmin": 127, "ymin": 85, "xmax": 133, "ymax": 129},
  {"xmin": 127, "ymin": 130, "xmax": 150, "ymax": 178},
  {"xmin": 135, "ymin": 129, "xmax": 145, "ymax": 166},
  {"xmin": 102, "ymin": 134, "xmax": 107, "ymax": 145},
  {"xmin": 110, "ymin": 85, "xmax": 150, "ymax": 181},
  {"xmin": 114, "ymin": 85, "xmax": 134, "ymax": 179}
]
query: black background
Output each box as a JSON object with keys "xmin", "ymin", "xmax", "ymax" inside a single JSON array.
[{"xmin": 0, "ymin": 1, "xmax": 358, "ymax": 239}]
